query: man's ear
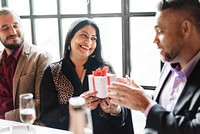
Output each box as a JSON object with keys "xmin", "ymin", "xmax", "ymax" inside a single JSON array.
[{"xmin": 182, "ymin": 20, "xmax": 192, "ymax": 38}]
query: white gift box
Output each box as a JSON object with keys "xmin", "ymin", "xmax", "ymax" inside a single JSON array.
[{"xmin": 88, "ymin": 73, "xmax": 116, "ymax": 98}]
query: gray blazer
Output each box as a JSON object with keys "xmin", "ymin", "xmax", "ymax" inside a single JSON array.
[
  {"xmin": 146, "ymin": 61, "xmax": 200, "ymax": 134},
  {"xmin": 0, "ymin": 41, "xmax": 53, "ymax": 121}
]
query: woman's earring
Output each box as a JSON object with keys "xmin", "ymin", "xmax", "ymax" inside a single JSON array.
[
  {"xmin": 68, "ymin": 45, "xmax": 70, "ymax": 50},
  {"xmin": 90, "ymin": 54, "xmax": 95, "ymax": 58}
]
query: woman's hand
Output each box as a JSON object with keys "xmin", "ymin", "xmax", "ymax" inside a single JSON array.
[{"xmin": 80, "ymin": 91, "xmax": 100, "ymax": 110}]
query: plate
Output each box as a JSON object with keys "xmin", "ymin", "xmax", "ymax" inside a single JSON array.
[{"xmin": 0, "ymin": 125, "xmax": 36, "ymax": 134}]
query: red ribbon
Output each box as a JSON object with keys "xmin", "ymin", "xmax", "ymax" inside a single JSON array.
[{"xmin": 92, "ymin": 77, "xmax": 96, "ymax": 92}]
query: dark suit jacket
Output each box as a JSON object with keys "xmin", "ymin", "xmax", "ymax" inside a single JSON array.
[{"xmin": 146, "ymin": 61, "xmax": 200, "ymax": 134}]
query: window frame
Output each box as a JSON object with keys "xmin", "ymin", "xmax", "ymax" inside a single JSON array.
[{"xmin": 1, "ymin": 0, "xmax": 161, "ymax": 89}]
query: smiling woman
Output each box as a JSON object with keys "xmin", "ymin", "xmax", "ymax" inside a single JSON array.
[{"xmin": 39, "ymin": 18, "xmax": 134, "ymax": 134}]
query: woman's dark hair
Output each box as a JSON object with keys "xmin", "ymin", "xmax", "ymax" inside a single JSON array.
[{"xmin": 62, "ymin": 18, "xmax": 105, "ymax": 64}]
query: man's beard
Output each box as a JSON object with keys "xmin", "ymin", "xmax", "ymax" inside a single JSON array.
[
  {"xmin": 161, "ymin": 51, "xmax": 179, "ymax": 63},
  {"xmin": 2, "ymin": 38, "xmax": 24, "ymax": 50}
]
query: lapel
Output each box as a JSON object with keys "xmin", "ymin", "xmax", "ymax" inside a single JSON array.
[
  {"xmin": 173, "ymin": 60, "xmax": 200, "ymax": 114},
  {"xmin": 13, "ymin": 42, "xmax": 31, "ymax": 107},
  {"xmin": 154, "ymin": 63, "xmax": 172, "ymax": 102}
]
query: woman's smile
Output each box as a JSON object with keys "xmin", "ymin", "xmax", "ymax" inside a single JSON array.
[{"xmin": 80, "ymin": 44, "xmax": 91, "ymax": 51}]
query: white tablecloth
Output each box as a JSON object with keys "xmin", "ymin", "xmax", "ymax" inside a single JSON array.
[{"xmin": 0, "ymin": 119, "xmax": 72, "ymax": 134}]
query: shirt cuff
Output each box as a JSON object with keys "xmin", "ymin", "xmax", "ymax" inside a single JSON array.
[{"xmin": 144, "ymin": 101, "xmax": 157, "ymax": 116}]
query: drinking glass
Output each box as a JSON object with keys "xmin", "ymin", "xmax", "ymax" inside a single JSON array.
[
  {"xmin": 19, "ymin": 93, "xmax": 36, "ymax": 133},
  {"xmin": 69, "ymin": 97, "xmax": 93, "ymax": 134}
]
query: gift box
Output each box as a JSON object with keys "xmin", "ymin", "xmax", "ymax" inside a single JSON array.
[{"xmin": 88, "ymin": 67, "xmax": 116, "ymax": 98}]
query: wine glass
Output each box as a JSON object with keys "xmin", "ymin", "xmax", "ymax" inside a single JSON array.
[{"xmin": 19, "ymin": 93, "xmax": 36, "ymax": 133}]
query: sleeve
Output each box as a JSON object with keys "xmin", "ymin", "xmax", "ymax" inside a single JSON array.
[
  {"xmin": 108, "ymin": 106, "xmax": 128, "ymax": 126},
  {"xmin": 110, "ymin": 108, "xmax": 134, "ymax": 134},
  {"xmin": 39, "ymin": 66, "xmax": 70, "ymax": 130},
  {"xmin": 146, "ymin": 103, "xmax": 200, "ymax": 134}
]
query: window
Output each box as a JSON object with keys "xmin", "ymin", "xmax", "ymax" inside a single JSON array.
[
  {"xmin": 91, "ymin": 0, "xmax": 121, "ymax": 13},
  {"xmin": 1, "ymin": 0, "xmax": 161, "ymax": 88},
  {"xmin": 130, "ymin": 0, "xmax": 159, "ymax": 12},
  {"xmin": 7, "ymin": 0, "xmax": 30, "ymax": 15},
  {"xmin": 130, "ymin": 17, "xmax": 160, "ymax": 86},
  {"xmin": 130, "ymin": 0, "xmax": 161, "ymax": 86},
  {"xmin": 20, "ymin": 19, "xmax": 32, "ymax": 45},
  {"xmin": 33, "ymin": 0, "xmax": 57, "ymax": 15},
  {"xmin": 60, "ymin": 0, "xmax": 88, "ymax": 14},
  {"xmin": 94, "ymin": 17, "xmax": 122, "ymax": 76}
]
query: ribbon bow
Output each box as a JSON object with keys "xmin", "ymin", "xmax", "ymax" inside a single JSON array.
[{"xmin": 92, "ymin": 66, "xmax": 109, "ymax": 76}]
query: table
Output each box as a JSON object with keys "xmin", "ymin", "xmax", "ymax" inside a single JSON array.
[{"xmin": 0, "ymin": 119, "xmax": 72, "ymax": 134}]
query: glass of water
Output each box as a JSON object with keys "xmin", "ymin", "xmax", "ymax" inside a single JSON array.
[{"xmin": 19, "ymin": 93, "xmax": 36, "ymax": 133}]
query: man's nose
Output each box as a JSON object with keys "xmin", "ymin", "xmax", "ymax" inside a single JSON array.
[
  {"xmin": 153, "ymin": 34, "xmax": 159, "ymax": 44},
  {"xmin": 9, "ymin": 26, "xmax": 17, "ymax": 35}
]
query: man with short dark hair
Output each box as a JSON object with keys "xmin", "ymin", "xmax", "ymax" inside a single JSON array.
[{"xmin": 107, "ymin": 0, "xmax": 200, "ymax": 134}]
